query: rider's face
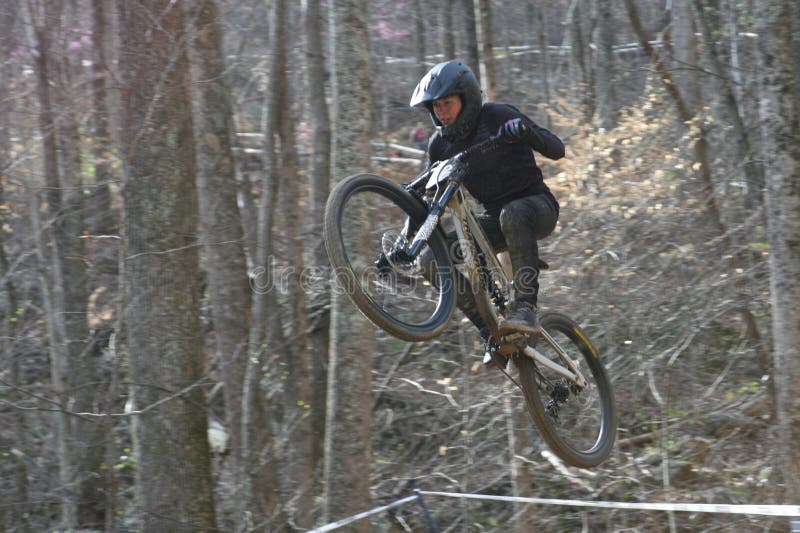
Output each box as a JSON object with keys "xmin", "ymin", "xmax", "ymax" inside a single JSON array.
[{"xmin": 432, "ymin": 95, "xmax": 462, "ymax": 127}]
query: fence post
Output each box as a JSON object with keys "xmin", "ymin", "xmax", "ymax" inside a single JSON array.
[{"xmin": 412, "ymin": 483, "xmax": 439, "ymax": 533}]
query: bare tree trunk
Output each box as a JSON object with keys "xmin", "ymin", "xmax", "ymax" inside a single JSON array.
[
  {"xmin": 414, "ymin": 0, "xmax": 427, "ymax": 76},
  {"xmin": 52, "ymin": 4, "xmax": 101, "ymax": 523},
  {"xmin": 691, "ymin": 0, "xmax": 765, "ymax": 209},
  {"xmin": 533, "ymin": 4, "xmax": 552, "ymax": 105},
  {"xmin": 0, "ymin": 274, "xmax": 31, "ymax": 532},
  {"xmin": 304, "ymin": 0, "xmax": 332, "ymax": 490},
  {"xmin": 240, "ymin": 0, "xmax": 289, "ymax": 527},
  {"xmin": 671, "ymin": 0, "xmax": 702, "ymax": 113},
  {"xmin": 94, "ymin": 6, "xmax": 121, "ymax": 528},
  {"xmin": 727, "ymin": 0, "xmax": 743, "ymax": 111},
  {"xmin": 118, "ymin": 1, "xmax": 217, "ymax": 530},
  {"xmin": 281, "ymin": 112, "xmax": 315, "ymax": 530},
  {"xmin": 29, "ymin": 0, "xmax": 61, "ymax": 217},
  {"xmin": 462, "ymin": 0, "xmax": 480, "ymax": 71},
  {"xmin": 274, "ymin": 5, "xmax": 314, "ymax": 526},
  {"xmin": 504, "ymin": 390, "xmax": 536, "ymax": 530},
  {"xmin": 88, "ymin": 0, "xmax": 114, "ymax": 235},
  {"xmin": 28, "ymin": 2, "xmax": 77, "ymax": 525},
  {"xmin": 569, "ymin": 0, "xmax": 593, "ymax": 117},
  {"xmin": 30, "ymin": 190, "xmax": 76, "ymax": 528},
  {"xmin": 474, "ymin": 0, "xmax": 497, "ymax": 100},
  {"xmin": 239, "ymin": 132, "xmax": 284, "ymax": 529},
  {"xmin": 324, "ymin": 0, "xmax": 374, "ymax": 528},
  {"xmin": 103, "ymin": 329, "xmax": 123, "ymax": 533},
  {"xmin": 593, "ymin": 0, "xmax": 616, "ymax": 129},
  {"xmin": 0, "ymin": 7, "xmax": 31, "ymax": 521},
  {"xmin": 237, "ymin": 171, "xmax": 259, "ymax": 264},
  {"xmin": 792, "ymin": 3, "xmax": 800, "ymax": 108},
  {"xmin": 624, "ymin": 0, "xmax": 725, "ymax": 235},
  {"xmin": 439, "ymin": 0, "xmax": 456, "ymax": 59},
  {"xmin": 757, "ymin": 0, "xmax": 800, "ymax": 504},
  {"xmin": 184, "ymin": 0, "xmax": 251, "ymax": 474}
]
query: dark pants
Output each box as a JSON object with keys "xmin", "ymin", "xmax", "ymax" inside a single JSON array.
[{"xmin": 444, "ymin": 194, "xmax": 558, "ymax": 330}]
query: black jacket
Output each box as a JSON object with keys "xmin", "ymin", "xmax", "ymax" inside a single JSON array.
[{"xmin": 426, "ymin": 102, "xmax": 564, "ymax": 214}]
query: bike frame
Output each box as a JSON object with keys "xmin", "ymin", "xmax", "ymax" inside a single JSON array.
[{"xmin": 404, "ymin": 143, "xmax": 588, "ymax": 390}]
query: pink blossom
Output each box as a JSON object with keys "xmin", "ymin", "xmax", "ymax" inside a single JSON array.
[{"xmin": 374, "ymin": 21, "xmax": 410, "ymax": 41}]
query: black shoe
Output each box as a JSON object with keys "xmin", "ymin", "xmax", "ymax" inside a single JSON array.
[{"xmin": 498, "ymin": 301, "xmax": 540, "ymax": 336}]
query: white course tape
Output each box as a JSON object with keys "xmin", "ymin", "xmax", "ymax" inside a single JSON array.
[
  {"xmin": 419, "ymin": 491, "xmax": 800, "ymax": 517},
  {"xmin": 309, "ymin": 495, "xmax": 419, "ymax": 532},
  {"xmin": 309, "ymin": 490, "xmax": 800, "ymax": 531}
]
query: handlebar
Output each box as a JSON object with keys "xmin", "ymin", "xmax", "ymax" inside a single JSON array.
[
  {"xmin": 402, "ymin": 135, "xmax": 505, "ymax": 259},
  {"xmin": 459, "ymin": 133, "xmax": 504, "ymax": 159},
  {"xmin": 403, "ymin": 134, "xmax": 504, "ymax": 192}
]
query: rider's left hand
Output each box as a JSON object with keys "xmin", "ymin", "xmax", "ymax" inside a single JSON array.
[{"xmin": 498, "ymin": 118, "xmax": 530, "ymax": 143}]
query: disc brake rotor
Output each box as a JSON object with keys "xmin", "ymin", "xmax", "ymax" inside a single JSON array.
[{"xmin": 381, "ymin": 231, "xmax": 423, "ymax": 277}]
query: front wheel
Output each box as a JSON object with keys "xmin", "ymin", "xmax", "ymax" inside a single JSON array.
[
  {"xmin": 515, "ymin": 312, "xmax": 617, "ymax": 468},
  {"xmin": 323, "ymin": 174, "xmax": 455, "ymax": 342}
]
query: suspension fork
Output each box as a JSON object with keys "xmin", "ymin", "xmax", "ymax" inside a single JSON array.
[{"xmin": 405, "ymin": 182, "xmax": 458, "ymax": 259}]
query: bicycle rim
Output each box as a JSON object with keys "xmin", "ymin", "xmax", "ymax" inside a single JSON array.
[
  {"xmin": 323, "ymin": 174, "xmax": 455, "ymax": 342},
  {"xmin": 515, "ymin": 312, "xmax": 616, "ymax": 468}
]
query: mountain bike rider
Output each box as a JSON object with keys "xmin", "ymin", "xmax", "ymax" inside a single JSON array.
[{"xmin": 408, "ymin": 59, "xmax": 565, "ymax": 341}]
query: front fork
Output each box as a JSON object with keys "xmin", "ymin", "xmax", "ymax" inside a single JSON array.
[{"xmin": 404, "ymin": 182, "xmax": 458, "ymax": 259}]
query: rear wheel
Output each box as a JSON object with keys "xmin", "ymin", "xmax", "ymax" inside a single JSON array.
[
  {"xmin": 515, "ymin": 312, "xmax": 616, "ymax": 468},
  {"xmin": 323, "ymin": 174, "xmax": 455, "ymax": 342}
]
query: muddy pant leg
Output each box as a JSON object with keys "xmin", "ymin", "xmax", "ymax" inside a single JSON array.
[{"xmin": 498, "ymin": 195, "xmax": 558, "ymax": 306}]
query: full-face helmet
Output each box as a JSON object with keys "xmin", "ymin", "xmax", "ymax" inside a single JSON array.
[{"xmin": 410, "ymin": 60, "xmax": 482, "ymax": 140}]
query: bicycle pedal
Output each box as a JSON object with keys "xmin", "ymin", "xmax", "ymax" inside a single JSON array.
[
  {"xmin": 500, "ymin": 332, "xmax": 530, "ymax": 347},
  {"xmin": 483, "ymin": 350, "xmax": 508, "ymax": 370}
]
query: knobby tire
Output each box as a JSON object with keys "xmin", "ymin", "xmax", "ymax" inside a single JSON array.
[
  {"xmin": 323, "ymin": 174, "xmax": 455, "ymax": 342},
  {"xmin": 515, "ymin": 312, "xmax": 617, "ymax": 468}
]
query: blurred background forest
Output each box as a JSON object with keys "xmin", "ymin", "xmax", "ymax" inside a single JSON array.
[{"xmin": 1, "ymin": 0, "xmax": 799, "ymax": 531}]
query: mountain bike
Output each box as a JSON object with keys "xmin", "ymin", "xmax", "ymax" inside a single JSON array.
[{"xmin": 323, "ymin": 135, "xmax": 616, "ymax": 468}]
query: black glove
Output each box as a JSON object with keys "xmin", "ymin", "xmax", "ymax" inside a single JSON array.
[{"xmin": 498, "ymin": 118, "xmax": 530, "ymax": 143}]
